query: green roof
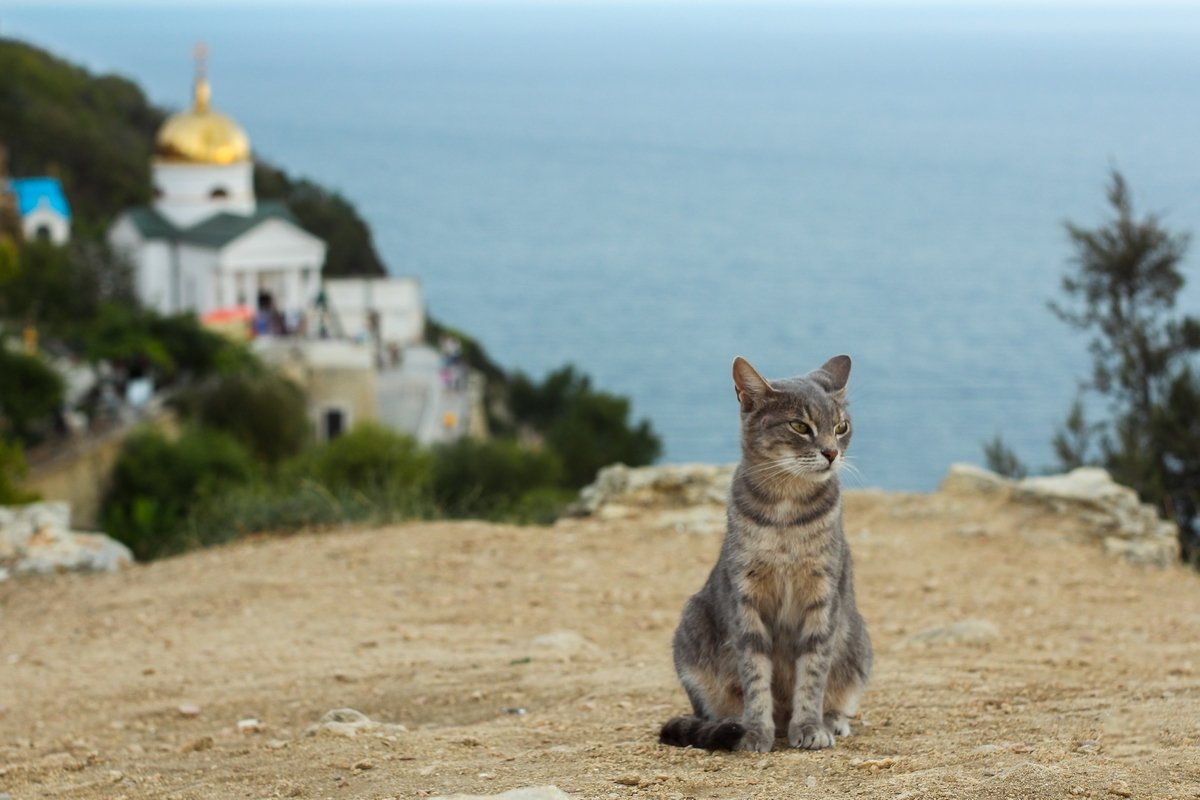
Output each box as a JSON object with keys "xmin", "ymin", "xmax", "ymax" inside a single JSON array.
[{"xmin": 123, "ymin": 201, "xmax": 299, "ymax": 248}]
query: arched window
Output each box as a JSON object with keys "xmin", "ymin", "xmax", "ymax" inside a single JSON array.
[
  {"xmin": 210, "ymin": 187, "xmax": 229, "ymax": 199},
  {"xmin": 34, "ymin": 225, "xmax": 52, "ymax": 241}
]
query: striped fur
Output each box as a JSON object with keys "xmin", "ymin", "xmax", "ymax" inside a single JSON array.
[{"xmin": 661, "ymin": 356, "xmax": 873, "ymax": 753}]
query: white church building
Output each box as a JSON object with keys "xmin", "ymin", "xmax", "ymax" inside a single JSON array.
[{"xmin": 108, "ymin": 53, "xmax": 325, "ymax": 319}]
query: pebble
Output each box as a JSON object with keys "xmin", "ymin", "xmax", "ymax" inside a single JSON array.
[
  {"xmin": 177, "ymin": 704, "xmax": 202, "ymax": 717},
  {"xmin": 237, "ymin": 718, "xmax": 263, "ymax": 734},
  {"xmin": 181, "ymin": 736, "xmax": 213, "ymax": 753},
  {"xmin": 614, "ymin": 775, "xmax": 641, "ymax": 786},
  {"xmin": 1109, "ymin": 780, "xmax": 1133, "ymax": 797},
  {"xmin": 805, "ymin": 776, "xmax": 817, "ymax": 787},
  {"xmin": 266, "ymin": 739, "xmax": 289, "ymax": 750},
  {"xmin": 353, "ymin": 759, "xmax": 374, "ymax": 771}
]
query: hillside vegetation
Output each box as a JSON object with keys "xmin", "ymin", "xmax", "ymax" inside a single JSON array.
[{"xmin": 0, "ymin": 37, "xmax": 385, "ymax": 275}]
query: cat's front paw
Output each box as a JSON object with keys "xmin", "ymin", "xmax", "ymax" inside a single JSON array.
[
  {"xmin": 737, "ymin": 724, "xmax": 775, "ymax": 753},
  {"xmin": 789, "ymin": 719, "xmax": 835, "ymax": 750}
]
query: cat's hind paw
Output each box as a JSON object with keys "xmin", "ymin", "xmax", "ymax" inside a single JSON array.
[
  {"xmin": 789, "ymin": 720, "xmax": 835, "ymax": 750},
  {"xmin": 824, "ymin": 712, "xmax": 852, "ymax": 737}
]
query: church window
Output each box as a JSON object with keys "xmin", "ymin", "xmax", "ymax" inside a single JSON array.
[{"xmin": 210, "ymin": 187, "xmax": 230, "ymax": 199}]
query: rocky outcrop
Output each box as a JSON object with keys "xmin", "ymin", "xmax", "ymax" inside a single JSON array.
[
  {"xmin": 571, "ymin": 463, "xmax": 734, "ymax": 517},
  {"xmin": 939, "ymin": 464, "xmax": 1179, "ymax": 566},
  {"xmin": 0, "ymin": 501, "xmax": 133, "ymax": 579},
  {"xmin": 302, "ymin": 708, "xmax": 407, "ymax": 739}
]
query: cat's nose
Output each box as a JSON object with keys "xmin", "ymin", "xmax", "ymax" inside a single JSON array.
[{"xmin": 820, "ymin": 448, "xmax": 839, "ymax": 463}]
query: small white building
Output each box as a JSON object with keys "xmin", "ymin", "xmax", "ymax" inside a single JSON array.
[
  {"xmin": 108, "ymin": 53, "xmax": 325, "ymax": 319},
  {"xmin": 9, "ymin": 177, "xmax": 71, "ymax": 245}
]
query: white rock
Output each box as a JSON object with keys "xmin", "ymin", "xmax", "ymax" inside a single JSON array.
[
  {"xmin": 237, "ymin": 718, "xmax": 263, "ymax": 733},
  {"xmin": 303, "ymin": 707, "xmax": 406, "ymax": 738},
  {"xmin": 529, "ymin": 630, "xmax": 591, "ymax": 651},
  {"xmin": 430, "ymin": 788, "xmax": 571, "ymax": 800},
  {"xmin": 938, "ymin": 464, "xmax": 1012, "ymax": 496},
  {"xmin": 572, "ymin": 463, "xmax": 734, "ymax": 515},
  {"xmin": 0, "ymin": 501, "xmax": 133, "ymax": 575},
  {"xmin": 1103, "ymin": 536, "xmax": 1176, "ymax": 568}
]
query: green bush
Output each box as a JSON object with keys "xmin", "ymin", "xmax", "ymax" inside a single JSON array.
[
  {"xmin": 102, "ymin": 427, "xmax": 258, "ymax": 560},
  {"xmin": 183, "ymin": 478, "xmax": 434, "ymax": 549},
  {"xmin": 432, "ymin": 437, "xmax": 566, "ymax": 519},
  {"xmin": 0, "ymin": 346, "xmax": 65, "ymax": 445},
  {"xmin": 0, "ymin": 438, "xmax": 37, "ymax": 504},
  {"xmin": 175, "ymin": 368, "xmax": 310, "ymax": 464},
  {"xmin": 287, "ymin": 422, "xmax": 433, "ymax": 494}
]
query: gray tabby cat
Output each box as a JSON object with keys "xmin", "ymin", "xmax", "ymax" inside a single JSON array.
[{"xmin": 660, "ymin": 355, "xmax": 872, "ymax": 752}]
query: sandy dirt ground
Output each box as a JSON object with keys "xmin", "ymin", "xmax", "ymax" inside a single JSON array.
[{"xmin": 3, "ymin": 486, "xmax": 1200, "ymax": 800}]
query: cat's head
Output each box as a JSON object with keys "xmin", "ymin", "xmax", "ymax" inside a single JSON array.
[{"xmin": 732, "ymin": 355, "xmax": 853, "ymax": 483}]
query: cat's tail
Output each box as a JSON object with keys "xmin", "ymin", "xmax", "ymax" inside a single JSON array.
[{"xmin": 659, "ymin": 716, "xmax": 746, "ymax": 751}]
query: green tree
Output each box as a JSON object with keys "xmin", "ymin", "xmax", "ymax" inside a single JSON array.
[
  {"xmin": 1050, "ymin": 170, "xmax": 1200, "ymax": 562},
  {"xmin": 982, "ymin": 434, "xmax": 1027, "ymax": 479},
  {"xmin": 509, "ymin": 365, "xmax": 662, "ymax": 487}
]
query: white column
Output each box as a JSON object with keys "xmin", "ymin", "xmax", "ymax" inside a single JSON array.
[
  {"xmin": 285, "ymin": 268, "xmax": 301, "ymax": 314},
  {"xmin": 222, "ymin": 270, "xmax": 237, "ymax": 308}
]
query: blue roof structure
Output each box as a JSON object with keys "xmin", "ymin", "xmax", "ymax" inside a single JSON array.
[{"xmin": 9, "ymin": 177, "xmax": 72, "ymax": 219}]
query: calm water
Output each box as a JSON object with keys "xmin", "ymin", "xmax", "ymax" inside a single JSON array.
[{"xmin": 6, "ymin": 3, "xmax": 1200, "ymax": 489}]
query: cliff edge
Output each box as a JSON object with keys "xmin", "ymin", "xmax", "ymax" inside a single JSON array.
[{"xmin": 1, "ymin": 466, "xmax": 1197, "ymax": 799}]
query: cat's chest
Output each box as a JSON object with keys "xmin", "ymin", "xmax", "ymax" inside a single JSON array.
[{"xmin": 737, "ymin": 538, "xmax": 833, "ymax": 626}]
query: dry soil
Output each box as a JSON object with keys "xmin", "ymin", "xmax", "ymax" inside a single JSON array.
[{"xmin": 2, "ymin": 487, "xmax": 1200, "ymax": 799}]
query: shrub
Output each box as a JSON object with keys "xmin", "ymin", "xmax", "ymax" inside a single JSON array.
[
  {"xmin": 102, "ymin": 427, "xmax": 258, "ymax": 559},
  {"xmin": 0, "ymin": 347, "xmax": 65, "ymax": 445},
  {"xmin": 287, "ymin": 422, "xmax": 433, "ymax": 495},
  {"xmin": 175, "ymin": 368, "xmax": 310, "ymax": 464},
  {"xmin": 0, "ymin": 438, "xmax": 38, "ymax": 504},
  {"xmin": 432, "ymin": 437, "xmax": 565, "ymax": 519}
]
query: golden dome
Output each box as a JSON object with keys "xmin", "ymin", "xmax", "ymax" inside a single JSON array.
[{"xmin": 155, "ymin": 51, "xmax": 250, "ymax": 165}]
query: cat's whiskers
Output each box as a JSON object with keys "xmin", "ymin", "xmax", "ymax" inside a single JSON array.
[{"xmin": 838, "ymin": 458, "xmax": 867, "ymax": 488}]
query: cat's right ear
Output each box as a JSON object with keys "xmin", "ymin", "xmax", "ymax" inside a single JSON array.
[{"xmin": 733, "ymin": 356, "xmax": 774, "ymax": 412}]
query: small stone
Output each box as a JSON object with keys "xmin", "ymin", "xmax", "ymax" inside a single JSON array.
[
  {"xmin": 266, "ymin": 739, "xmax": 289, "ymax": 750},
  {"xmin": 237, "ymin": 718, "xmax": 263, "ymax": 734},
  {"xmin": 177, "ymin": 704, "xmax": 201, "ymax": 717},
  {"xmin": 181, "ymin": 736, "xmax": 213, "ymax": 753},
  {"xmin": 1070, "ymin": 788, "xmax": 1087, "ymax": 797},
  {"xmin": 614, "ymin": 775, "xmax": 641, "ymax": 786},
  {"xmin": 805, "ymin": 775, "xmax": 817, "ymax": 787},
  {"xmin": 1109, "ymin": 780, "xmax": 1133, "ymax": 797},
  {"xmin": 353, "ymin": 759, "xmax": 374, "ymax": 771}
]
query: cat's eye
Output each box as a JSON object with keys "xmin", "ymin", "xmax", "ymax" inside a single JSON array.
[
  {"xmin": 835, "ymin": 421, "xmax": 850, "ymax": 436},
  {"xmin": 789, "ymin": 421, "xmax": 813, "ymax": 436}
]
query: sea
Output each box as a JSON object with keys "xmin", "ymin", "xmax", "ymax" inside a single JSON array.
[{"xmin": 4, "ymin": 2, "xmax": 1200, "ymax": 490}]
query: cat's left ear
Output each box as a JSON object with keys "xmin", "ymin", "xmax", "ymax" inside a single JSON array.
[{"xmin": 815, "ymin": 355, "xmax": 851, "ymax": 400}]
